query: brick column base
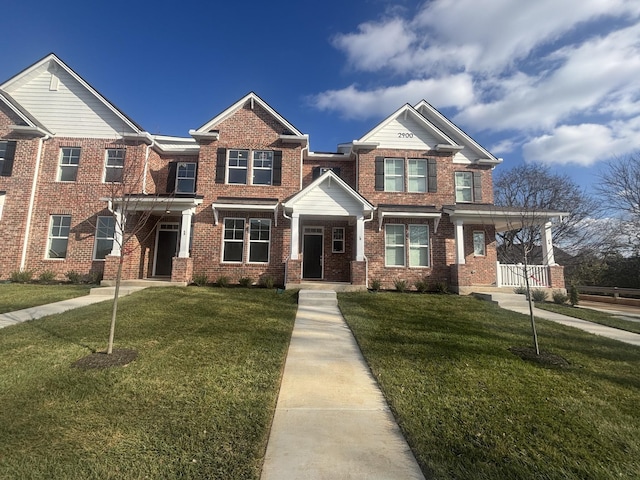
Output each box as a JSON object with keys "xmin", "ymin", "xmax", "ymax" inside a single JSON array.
[
  {"xmin": 350, "ymin": 261, "xmax": 366, "ymax": 286},
  {"xmin": 103, "ymin": 255, "xmax": 121, "ymax": 281},
  {"xmin": 172, "ymin": 257, "xmax": 193, "ymax": 284},
  {"xmin": 549, "ymin": 265, "xmax": 565, "ymax": 291},
  {"xmin": 285, "ymin": 258, "xmax": 302, "ymax": 287}
]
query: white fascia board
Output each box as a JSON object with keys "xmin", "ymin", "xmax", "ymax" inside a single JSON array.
[
  {"xmin": 189, "ymin": 129, "xmax": 220, "ymax": 142},
  {"xmin": 211, "ymin": 201, "xmax": 279, "ymax": 226},
  {"xmin": 8, "ymin": 125, "xmax": 50, "ymax": 137},
  {"xmin": 435, "ymin": 144, "xmax": 464, "ymax": 152},
  {"xmin": 0, "ymin": 93, "xmax": 36, "ymax": 128},
  {"xmin": 101, "ymin": 196, "xmax": 203, "ymax": 212},
  {"xmin": 378, "ymin": 209, "xmax": 441, "ymax": 232},
  {"xmin": 279, "ymin": 134, "xmax": 309, "ymax": 146},
  {"xmin": 121, "ymin": 132, "xmax": 154, "ymax": 144}
]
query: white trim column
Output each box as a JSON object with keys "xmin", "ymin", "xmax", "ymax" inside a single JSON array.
[
  {"xmin": 454, "ymin": 219, "xmax": 465, "ymax": 264},
  {"xmin": 110, "ymin": 207, "xmax": 124, "ymax": 256},
  {"xmin": 179, "ymin": 208, "xmax": 195, "ymax": 258},
  {"xmin": 541, "ymin": 221, "xmax": 556, "ymax": 265},
  {"xmin": 356, "ymin": 215, "xmax": 365, "ymax": 261},
  {"xmin": 290, "ymin": 212, "xmax": 300, "ymax": 260}
]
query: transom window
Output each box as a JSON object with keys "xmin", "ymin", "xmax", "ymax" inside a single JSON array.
[
  {"xmin": 384, "ymin": 158, "xmax": 404, "ymax": 192},
  {"xmin": 228, "ymin": 150, "xmax": 248, "ymax": 184},
  {"xmin": 94, "ymin": 216, "xmax": 115, "ymax": 260},
  {"xmin": 409, "ymin": 225, "xmax": 429, "ymax": 267},
  {"xmin": 104, "ymin": 149, "xmax": 125, "ymax": 183},
  {"xmin": 47, "ymin": 215, "xmax": 71, "ymax": 259},
  {"xmin": 222, "ymin": 218, "xmax": 245, "ymax": 262},
  {"xmin": 249, "ymin": 219, "xmax": 271, "ymax": 263},
  {"xmin": 407, "ymin": 159, "xmax": 427, "ymax": 193},
  {"xmin": 252, "ymin": 151, "xmax": 273, "ymax": 185},
  {"xmin": 455, "ymin": 172, "xmax": 473, "ymax": 202},
  {"xmin": 385, "ymin": 224, "xmax": 405, "ymax": 266},
  {"xmin": 58, "ymin": 147, "xmax": 81, "ymax": 182},
  {"xmin": 332, "ymin": 227, "xmax": 345, "ymax": 253},
  {"xmin": 176, "ymin": 162, "xmax": 197, "ymax": 193}
]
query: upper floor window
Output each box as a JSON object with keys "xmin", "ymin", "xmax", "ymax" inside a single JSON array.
[
  {"xmin": 58, "ymin": 147, "xmax": 80, "ymax": 182},
  {"xmin": 252, "ymin": 151, "xmax": 273, "ymax": 185},
  {"xmin": 94, "ymin": 216, "xmax": 115, "ymax": 260},
  {"xmin": 455, "ymin": 171, "xmax": 482, "ymax": 203},
  {"xmin": 215, "ymin": 148, "xmax": 282, "ymax": 186},
  {"xmin": 375, "ymin": 157, "xmax": 437, "ymax": 193},
  {"xmin": 176, "ymin": 162, "xmax": 197, "ymax": 193},
  {"xmin": 104, "ymin": 149, "xmax": 125, "ymax": 183},
  {"xmin": 0, "ymin": 141, "xmax": 17, "ymax": 177},
  {"xmin": 47, "ymin": 214, "xmax": 71, "ymax": 259}
]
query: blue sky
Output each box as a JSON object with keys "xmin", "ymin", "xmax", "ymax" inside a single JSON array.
[{"xmin": 2, "ymin": 0, "xmax": 640, "ymax": 195}]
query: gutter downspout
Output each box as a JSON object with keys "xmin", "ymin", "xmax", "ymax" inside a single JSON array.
[
  {"xmin": 363, "ymin": 210, "xmax": 374, "ymax": 289},
  {"xmin": 20, "ymin": 134, "xmax": 51, "ymax": 271},
  {"xmin": 142, "ymin": 139, "xmax": 154, "ymax": 194},
  {"xmin": 282, "ymin": 208, "xmax": 292, "ymax": 289},
  {"xmin": 299, "ymin": 144, "xmax": 308, "ymax": 190}
]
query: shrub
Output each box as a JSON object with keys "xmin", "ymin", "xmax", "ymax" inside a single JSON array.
[
  {"xmin": 552, "ymin": 290, "xmax": 569, "ymax": 305},
  {"xmin": 192, "ymin": 273, "xmax": 209, "ymax": 287},
  {"xmin": 370, "ymin": 279, "xmax": 382, "ymax": 292},
  {"xmin": 216, "ymin": 276, "xmax": 230, "ymax": 288},
  {"xmin": 531, "ymin": 289, "xmax": 548, "ymax": 302},
  {"xmin": 513, "ymin": 286, "xmax": 527, "ymax": 295},
  {"xmin": 38, "ymin": 270, "xmax": 57, "ymax": 283},
  {"xmin": 9, "ymin": 270, "xmax": 34, "ymax": 283},
  {"xmin": 394, "ymin": 279, "xmax": 408, "ymax": 293},
  {"xmin": 65, "ymin": 270, "xmax": 82, "ymax": 284},
  {"xmin": 569, "ymin": 284, "xmax": 579, "ymax": 306},
  {"xmin": 433, "ymin": 281, "xmax": 448, "ymax": 294},
  {"xmin": 239, "ymin": 277, "xmax": 253, "ymax": 288},
  {"xmin": 87, "ymin": 271, "xmax": 103, "ymax": 285},
  {"xmin": 415, "ymin": 278, "xmax": 429, "ymax": 293},
  {"xmin": 259, "ymin": 275, "xmax": 275, "ymax": 289}
]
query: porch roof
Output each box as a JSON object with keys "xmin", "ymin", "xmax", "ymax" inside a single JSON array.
[
  {"xmin": 377, "ymin": 204, "xmax": 442, "ymax": 232},
  {"xmin": 103, "ymin": 194, "xmax": 203, "ymax": 214},
  {"xmin": 442, "ymin": 204, "xmax": 567, "ymax": 232},
  {"xmin": 211, "ymin": 197, "xmax": 279, "ymax": 226}
]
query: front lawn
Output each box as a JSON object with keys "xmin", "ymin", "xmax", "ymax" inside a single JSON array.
[
  {"xmin": 0, "ymin": 283, "xmax": 92, "ymax": 314},
  {"xmin": 536, "ymin": 302, "xmax": 640, "ymax": 335},
  {"xmin": 0, "ymin": 287, "xmax": 298, "ymax": 479},
  {"xmin": 339, "ymin": 292, "xmax": 640, "ymax": 480}
]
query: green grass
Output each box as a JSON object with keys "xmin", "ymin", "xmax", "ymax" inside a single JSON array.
[
  {"xmin": 0, "ymin": 287, "xmax": 298, "ymax": 479},
  {"xmin": 0, "ymin": 283, "xmax": 91, "ymax": 313},
  {"xmin": 536, "ymin": 302, "xmax": 640, "ymax": 335},
  {"xmin": 338, "ymin": 292, "xmax": 640, "ymax": 480}
]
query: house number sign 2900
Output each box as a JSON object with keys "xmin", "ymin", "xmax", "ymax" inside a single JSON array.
[{"xmin": 398, "ymin": 132, "xmax": 414, "ymax": 138}]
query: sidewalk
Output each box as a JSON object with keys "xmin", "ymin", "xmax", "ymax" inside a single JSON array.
[
  {"xmin": 481, "ymin": 293, "xmax": 640, "ymax": 347},
  {"xmin": 261, "ymin": 290, "xmax": 424, "ymax": 480}
]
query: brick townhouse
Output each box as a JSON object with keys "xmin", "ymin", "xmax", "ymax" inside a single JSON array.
[{"xmin": 0, "ymin": 53, "xmax": 566, "ymax": 293}]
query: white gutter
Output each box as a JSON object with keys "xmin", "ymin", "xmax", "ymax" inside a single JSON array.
[{"xmin": 20, "ymin": 133, "xmax": 51, "ymax": 271}]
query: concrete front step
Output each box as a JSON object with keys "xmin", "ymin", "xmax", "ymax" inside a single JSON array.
[
  {"xmin": 298, "ymin": 289, "xmax": 338, "ymax": 308},
  {"xmin": 474, "ymin": 292, "xmax": 531, "ymax": 310},
  {"xmin": 100, "ymin": 279, "xmax": 187, "ymax": 288},
  {"xmin": 90, "ymin": 286, "xmax": 147, "ymax": 297},
  {"xmin": 292, "ymin": 282, "xmax": 367, "ymax": 292}
]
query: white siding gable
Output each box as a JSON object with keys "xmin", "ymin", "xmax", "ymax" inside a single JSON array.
[
  {"xmin": 294, "ymin": 180, "xmax": 365, "ymax": 216},
  {"xmin": 367, "ymin": 114, "xmax": 443, "ymax": 150},
  {"xmin": 4, "ymin": 61, "xmax": 136, "ymax": 138}
]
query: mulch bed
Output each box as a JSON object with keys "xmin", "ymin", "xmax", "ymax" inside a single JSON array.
[
  {"xmin": 72, "ymin": 349, "xmax": 138, "ymax": 369},
  {"xmin": 509, "ymin": 346, "xmax": 570, "ymax": 368}
]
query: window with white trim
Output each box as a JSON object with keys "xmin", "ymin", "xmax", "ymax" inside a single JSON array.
[
  {"xmin": 473, "ymin": 231, "xmax": 486, "ymax": 256},
  {"xmin": 407, "ymin": 159, "xmax": 427, "ymax": 193},
  {"xmin": 47, "ymin": 215, "xmax": 71, "ymax": 259},
  {"xmin": 252, "ymin": 151, "xmax": 273, "ymax": 185},
  {"xmin": 222, "ymin": 218, "xmax": 245, "ymax": 262},
  {"xmin": 409, "ymin": 225, "xmax": 429, "ymax": 267},
  {"xmin": 249, "ymin": 219, "xmax": 270, "ymax": 263},
  {"xmin": 384, "ymin": 158, "xmax": 404, "ymax": 192},
  {"xmin": 332, "ymin": 227, "xmax": 345, "ymax": 253},
  {"xmin": 0, "ymin": 192, "xmax": 5, "ymax": 221},
  {"xmin": 176, "ymin": 162, "xmax": 197, "ymax": 193},
  {"xmin": 58, "ymin": 147, "xmax": 80, "ymax": 182},
  {"xmin": 0, "ymin": 141, "xmax": 17, "ymax": 177},
  {"xmin": 385, "ymin": 224, "xmax": 405, "ymax": 266},
  {"xmin": 228, "ymin": 150, "xmax": 248, "ymax": 184},
  {"xmin": 104, "ymin": 149, "xmax": 125, "ymax": 183},
  {"xmin": 455, "ymin": 172, "xmax": 473, "ymax": 202},
  {"xmin": 94, "ymin": 216, "xmax": 115, "ymax": 260}
]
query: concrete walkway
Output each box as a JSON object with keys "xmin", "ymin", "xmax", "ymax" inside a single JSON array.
[
  {"xmin": 479, "ymin": 293, "xmax": 640, "ymax": 347},
  {"xmin": 261, "ymin": 290, "xmax": 424, "ymax": 480}
]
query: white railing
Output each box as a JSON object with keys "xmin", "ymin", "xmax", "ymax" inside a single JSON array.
[{"xmin": 497, "ymin": 263, "xmax": 550, "ymax": 288}]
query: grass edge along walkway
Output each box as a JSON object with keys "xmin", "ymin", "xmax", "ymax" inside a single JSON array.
[
  {"xmin": 0, "ymin": 287, "xmax": 298, "ymax": 480},
  {"xmin": 338, "ymin": 291, "xmax": 640, "ymax": 480}
]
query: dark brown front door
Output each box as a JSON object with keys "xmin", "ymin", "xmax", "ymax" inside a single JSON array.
[
  {"xmin": 155, "ymin": 229, "xmax": 178, "ymax": 276},
  {"xmin": 303, "ymin": 234, "xmax": 323, "ymax": 279}
]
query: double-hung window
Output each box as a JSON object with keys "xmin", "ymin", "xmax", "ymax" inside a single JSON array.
[
  {"xmin": 58, "ymin": 147, "xmax": 80, "ymax": 182},
  {"xmin": 407, "ymin": 159, "xmax": 427, "ymax": 193},
  {"xmin": 332, "ymin": 227, "xmax": 345, "ymax": 253},
  {"xmin": 47, "ymin": 215, "xmax": 71, "ymax": 259},
  {"xmin": 455, "ymin": 171, "xmax": 482, "ymax": 203},
  {"xmin": 473, "ymin": 231, "xmax": 486, "ymax": 256},
  {"xmin": 385, "ymin": 224, "xmax": 405, "ymax": 266},
  {"xmin": 176, "ymin": 162, "xmax": 197, "ymax": 193},
  {"xmin": 252, "ymin": 151, "xmax": 273, "ymax": 185},
  {"xmin": 223, "ymin": 218, "xmax": 245, "ymax": 262},
  {"xmin": 409, "ymin": 225, "xmax": 429, "ymax": 267},
  {"xmin": 228, "ymin": 150, "xmax": 248, "ymax": 184},
  {"xmin": 104, "ymin": 149, "xmax": 125, "ymax": 183},
  {"xmin": 384, "ymin": 158, "xmax": 404, "ymax": 192},
  {"xmin": 249, "ymin": 219, "xmax": 270, "ymax": 263},
  {"xmin": 94, "ymin": 216, "xmax": 116, "ymax": 260}
]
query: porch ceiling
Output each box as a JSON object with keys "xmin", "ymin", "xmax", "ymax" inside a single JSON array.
[{"xmin": 443, "ymin": 205, "xmax": 567, "ymax": 232}]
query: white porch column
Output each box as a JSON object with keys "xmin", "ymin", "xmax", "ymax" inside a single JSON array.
[
  {"xmin": 110, "ymin": 207, "xmax": 123, "ymax": 256},
  {"xmin": 290, "ymin": 212, "xmax": 300, "ymax": 260},
  {"xmin": 541, "ymin": 221, "xmax": 556, "ymax": 265},
  {"xmin": 178, "ymin": 208, "xmax": 195, "ymax": 258},
  {"xmin": 356, "ymin": 215, "xmax": 365, "ymax": 261},
  {"xmin": 454, "ymin": 219, "xmax": 465, "ymax": 264}
]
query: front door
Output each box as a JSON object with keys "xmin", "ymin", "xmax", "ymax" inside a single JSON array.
[
  {"xmin": 154, "ymin": 223, "xmax": 179, "ymax": 276},
  {"xmin": 303, "ymin": 228, "xmax": 323, "ymax": 279}
]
